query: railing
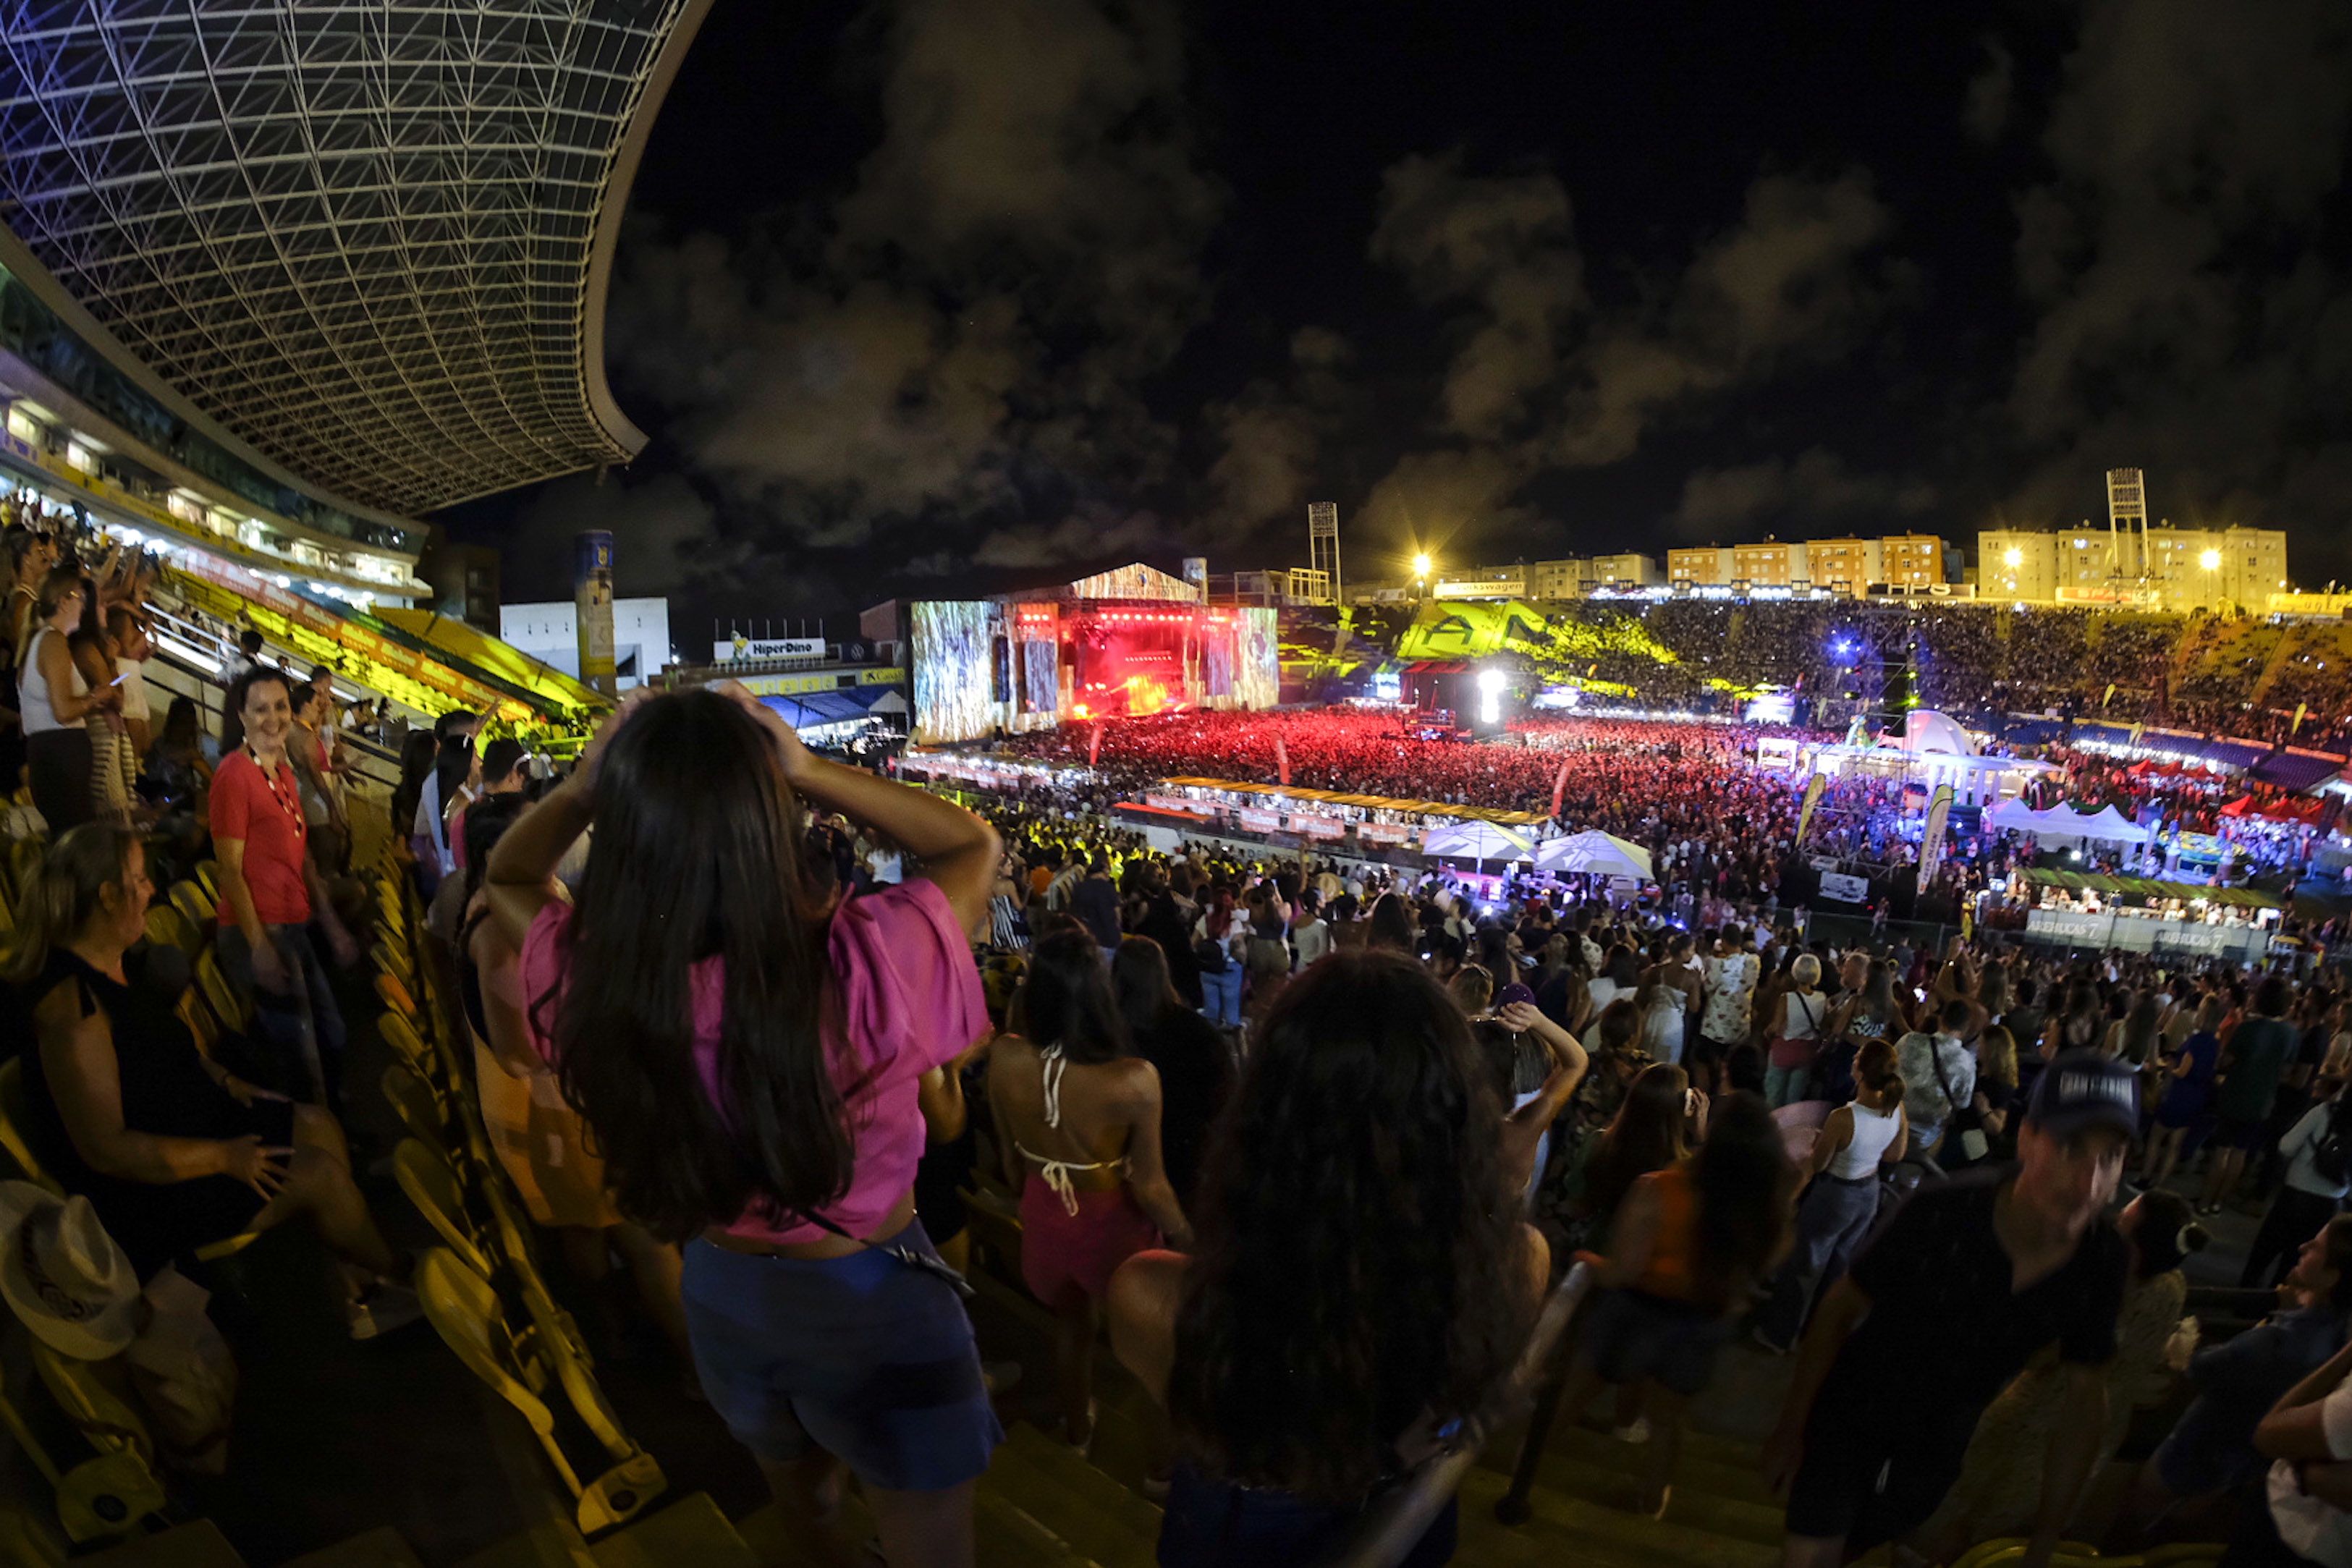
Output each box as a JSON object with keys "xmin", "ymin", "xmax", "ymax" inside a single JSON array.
[{"xmin": 1329, "ymin": 1261, "xmax": 1594, "ymax": 1568}]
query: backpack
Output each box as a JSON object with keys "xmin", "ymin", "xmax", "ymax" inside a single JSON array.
[
  {"xmin": 2313, "ymin": 1107, "xmax": 2352, "ymax": 1187},
  {"xmin": 1193, "ymin": 931, "xmax": 1231, "ymax": 975}
]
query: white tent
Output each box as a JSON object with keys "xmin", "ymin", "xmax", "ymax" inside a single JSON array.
[
  {"xmin": 1987, "ymin": 799, "xmax": 2151, "ymax": 844},
  {"xmin": 1534, "ymin": 830, "xmax": 1654, "ymax": 880},
  {"xmin": 1422, "ymin": 820, "xmax": 1536, "ymax": 863}
]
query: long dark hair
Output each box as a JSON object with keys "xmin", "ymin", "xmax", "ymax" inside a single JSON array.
[
  {"xmin": 539, "ymin": 690, "xmax": 841, "ymax": 1243},
  {"xmin": 1688, "ymin": 1090, "xmax": 1795, "ymax": 1312},
  {"xmin": 1019, "ymin": 930, "xmax": 1129, "ymax": 1066},
  {"xmin": 1110, "ymin": 935, "xmax": 1184, "ymax": 1040},
  {"xmin": 1366, "ymin": 891, "xmax": 1416, "ymax": 952},
  {"xmin": 433, "ymin": 729, "xmax": 475, "ymax": 816},
  {"xmin": 1169, "ymin": 950, "xmax": 1530, "ymax": 1503},
  {"xmin": 1583, "ymin": 1062, "xmax": 1691, "ymax": 1224},
  {"xmin": 391, "ymin": 730, "xmax": 436, "ymax": 834}
]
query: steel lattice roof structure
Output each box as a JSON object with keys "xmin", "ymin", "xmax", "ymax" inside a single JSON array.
[{"xmin": 0, "ymin": 1, "xmax": 709, "ymax": 518}]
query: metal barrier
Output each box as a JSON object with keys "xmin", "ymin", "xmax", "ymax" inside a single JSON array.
[{"xmin": 1329, "ymin": 1262, "xmax": 1594, "ymax": 1568}]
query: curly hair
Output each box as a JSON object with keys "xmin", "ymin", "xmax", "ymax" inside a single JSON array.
[{"xmin": 1168, "ymin": 949, "xmax": 1532, "ymax": 1503}]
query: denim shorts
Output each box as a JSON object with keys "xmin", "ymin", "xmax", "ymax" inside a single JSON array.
[
  {"xmin": 680, "ymin": 1222, "xmax": 1000, "ymax": 1491},
  {"xmin": 1577, "ymin": 1287, "xmax": 1733, "ymax": 1398}
]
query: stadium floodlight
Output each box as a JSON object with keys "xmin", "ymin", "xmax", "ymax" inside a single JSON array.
[
  {"xmin": 2199, "ymin": 548, "xmax": 2222, "ymax": 571},
  {"xmin": 2003, "ymin": 547, "xmax": 2023, "ymax": 568},
  {"xmin": 1412, "ymin": 553, "xmax": 1434, "ymax": 578}
]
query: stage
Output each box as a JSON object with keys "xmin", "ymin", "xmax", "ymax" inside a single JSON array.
[{"xmin": 897, "ymin": 562, "xmax": 1280, "ymax": 744}]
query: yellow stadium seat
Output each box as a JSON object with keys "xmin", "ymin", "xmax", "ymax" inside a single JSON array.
[
  {"xmin": 371, "ymin": 938, "xmax": 413, "ymax": 986},
  {"xmin": 192, "ymin": 863, "xmax": 219, "ymax": 903},
  {"xmin": 413, "ymin": 1249, "xmax": 664, "ymax": 1536},
  {"xmin": 0, "ymin": 1059, "xmax": 60, "ymax": 1193},
  {"xmin": 194, "ymin": 949, "xmax": 250, "ymax": 1036},
  {"xmin": 377, "ymin": 1012, "xmax": 437, "ymax": 1080},
  {"xmin": 167, "ymin": 881, "xmax": 214, "ymax": 932},
  {"xmin": 392, "ymin": 1139, "xmax": 494, "ymax": 1279},
  {"xmin": 175, "ymin": 991, "xmax": 219, "ymax": 1059},
  {"xmin": 142, "ymin": 904, "xmax": 201, "ymax": 959},
  {"xmin": 379, "ymin": 1063, "xmax": 449, "ymax": 1150},
  {"xmin": 17, "ymin": 1347, "xmax": 169, "ymax": 1545}
]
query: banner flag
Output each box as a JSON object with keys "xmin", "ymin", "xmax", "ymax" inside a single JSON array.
[
  {"xmin": 1919, "ymin": 784, "xmax": 1955, "ymax": 882},
  {"xmin": 1551, "ymin": 760, "xmax": 1571, "ymax": 818},
  {"xmin": 1795, "ymin": 771, "xmax": 1827, "ymax": 845},
  {"xmin": 1088, "ymin": 724, "xmax": 1104, "ymax": 768},
  {"xmin": 1275, "ymin": 733, "xmax": 1290, "ymax": 786}
]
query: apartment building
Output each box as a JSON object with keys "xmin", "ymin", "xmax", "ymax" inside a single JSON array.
[
  {"xmin": 1881, "ymin": 534, "xmax": 1945, "ymax": 588},
  {"xmin": 1805, "ymin": 538, "xmax": 1882, "ymax": 596},
  {"xmin": 1667, "ymin": 546, "xmax": 1736, "ymax": 586},
  {"xmin": 1977, "ymin": 530, "xmax": 2059, "ymax": 603},
  {"xmin": 1730, "ymin": 539, "xmax": 1809, "ymax": 586}
]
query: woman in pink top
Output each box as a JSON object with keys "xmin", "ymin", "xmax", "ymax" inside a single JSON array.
[{"xmin": 487, "ymin": 683, "xmax": 1000, "ymax": 1567}]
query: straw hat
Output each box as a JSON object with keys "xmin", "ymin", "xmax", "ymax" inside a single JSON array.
[{"xmin": 0, "ymin": 1182, "xmax": 139, "ymax": 1359}]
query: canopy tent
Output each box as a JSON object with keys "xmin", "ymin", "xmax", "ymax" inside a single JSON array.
[
  {"xmin": 2018, "ymin": 867, "xmax": 2283, "ymax": 910},
  {"xmin": 1987, "ymin": 798, "xmax": 2152, "ymax": 844},
  {"xmin": 1534, "ymin": 830, "xmax": 1654, "ymax": 880},
  {"xmin": 1423, "ymin": 820, "xmax": 1536, "ymax": 863},
  {"xmin": 759, "ymin": 686, "xmax": 900, "ymax": 736}
]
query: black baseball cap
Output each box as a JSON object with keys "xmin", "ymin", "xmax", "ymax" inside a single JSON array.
[{"xmin": 2025, "ymin": 1049, "xmax": 2139, "ymax": 1143}]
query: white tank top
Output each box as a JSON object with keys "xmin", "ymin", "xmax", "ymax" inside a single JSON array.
[
  {"xmin": 17, "ymin": 628, "xmax": 87, "ymax": 734},
  {"xmin": 1827, "ymin": 1100, "xmax": 1903, "ymax": 1179}
]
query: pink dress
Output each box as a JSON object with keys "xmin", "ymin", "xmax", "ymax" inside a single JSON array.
[{"xmin": 520, "ymin": 878, "xmax": 986, "ymax": 1243}]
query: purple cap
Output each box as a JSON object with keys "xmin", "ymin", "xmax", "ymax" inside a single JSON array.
[{"xmin": 1496, "ymin": 982, "xmax": 1537, "ymax": 1010}]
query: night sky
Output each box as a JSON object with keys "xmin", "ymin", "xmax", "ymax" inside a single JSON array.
[{"xmin": 444, "ymin": 0, "xmax": 2352, "ymax": 632}]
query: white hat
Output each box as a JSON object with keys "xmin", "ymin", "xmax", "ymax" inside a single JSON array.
[{"xmin": 0, "ymin": 1182, "xmax": 138, "ymax": 1360}]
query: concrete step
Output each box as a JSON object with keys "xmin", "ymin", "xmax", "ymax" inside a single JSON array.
[{"xmin": 984, "ymin": 1426, "xmax": 1156, "ymax": 1568}]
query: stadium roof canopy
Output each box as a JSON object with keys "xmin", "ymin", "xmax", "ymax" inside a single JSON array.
[{"xmin": 0, "ymin": 1, "xmax": 710, "ymax": 517}]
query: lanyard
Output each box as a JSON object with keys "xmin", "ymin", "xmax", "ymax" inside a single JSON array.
[{"xmin": 245, "ymin": 747, "xmax": 304, "ymax": 827}]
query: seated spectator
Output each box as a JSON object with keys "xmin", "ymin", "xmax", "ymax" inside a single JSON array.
[
  {"xmin": 1560, "ymin": 1090, "xmax": 1795, "ymax": 1517},
  {"xmin": 1108, "ymin": 950, "xmax": 1546, "ymax": 1567},
  {"xmin": 1110, "ymin": 936, "xmax": 1232, "ymax": 1212},
  {"xmin": 486, "ymin": 684, "xmax": 1002, "ymax": 1561},
  {"xmin": 4, "ymin": 824, "xmax": 416, "ymax": 1334},
  {"xmin": 2247, "ymin": 1336, "xmax": 2352, "ymax": 1567},
  {"xmin": 990, "ymin": 931, "xmax": 1190, "ymax": 1452},
  {"xmin": 2128, "ymin": 1216, "xmax": 2352, "ymax": 1537}
]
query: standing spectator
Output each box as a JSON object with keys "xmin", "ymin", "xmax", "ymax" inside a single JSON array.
[
  {"xmin": 486, "ymin": 685, "xmax": 1003, "ymax": 1563},
  {"xmin": 2204, "ymin": 978, "xmax": 2300, "ymax": 1216},
  {"xmin": 1924, "ymin": 1190, "xmax": 2206, "ymax": 1555},
  {"xmin": 1752, "ymin": 1038, "xmax": 1910, "ymax": 1355},
  {"xmin": 991, "ymin": 932, "xmax": 1191, "ymax": 1452},
  {"xmin": 16, "ymin": 569, "xmax": 114, "ymax": 831},
  {"xmin": 2141, "ymin": 995, "xmax": 2225, "ymax": 1190},
  {"xmin": 1193, "ymin": 888, "xmax": 1245, "ymax": 1036},
  {"xmin": 1765, "ymin": 954, "xmax": 1828, "ymax": 1109},
  {"xmin": 216, "ymin": 627, "xmax": 263, "ymax": 687},
  {"xmin": 1290, "ymin": 888, "xmax": 1332, "ymax": 970},
  {"xmin": 1898, "ymin": 999, "xmax": 1980, "ymax": 1164},
  {"xmin": 212, "ymin": 668, "xmax": 358, "ymax": 1105},
  {"xmin": 1070, "ymin": 855, "xmax": 1123, "ymax": 961},
  {"xmin": 105, "ymin": 606, "xmax": 152, "ymax": 760},
  {"xmin": 2243, "ymin": 1085, "xmax": 2352, "ymax": 1289},
  {"xmin": 1557, "ymin": 1092, "xmax": 1797, "ymax": 1517},
  {"xmin": 1111, "ymin": 937, "xmax": 1232, "ymax": 1211},
  {"xmin": 1765, "ymin": 1050, "xmax": 2136, "ymax": 1568},
  {"xmin": 1107, "ymin": 951, "xmax": 1544, "ymax": 1567}
]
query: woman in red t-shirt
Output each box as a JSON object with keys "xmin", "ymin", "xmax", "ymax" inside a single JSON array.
[{"xmin": 211, "ymin": 667, "xmax": 359, "ymax": 1103}]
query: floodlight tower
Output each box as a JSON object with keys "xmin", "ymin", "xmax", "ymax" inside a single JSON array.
[
  {"xmin": 2106, "ymin": 467, "xmax": 2147, "ymax": 590},
  {"xmin": 1308, "ymin": 501, "xmax": 1341, "ymax": 606}
]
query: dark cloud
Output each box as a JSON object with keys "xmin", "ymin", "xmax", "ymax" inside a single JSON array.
[
  {"xmin": 1962, "ymin": 38, "xmax": 2013, "ymax": 143},
  {"xmin": 1999, "ymin": 0, "xmax": 2352, "ymax": 570},
  {"xmin": 1670, "ymin": 449, "xmax": 1936, "ymax": 539},
  {"xmin": 587, "ymin": 0, "xmax": 1221, "ymax": 595}
]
